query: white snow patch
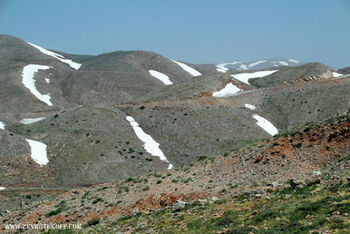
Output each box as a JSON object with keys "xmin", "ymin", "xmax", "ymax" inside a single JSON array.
[
  {"xmin": 171, "ymin": 59, "xmax": 201, "ymax": 77},
  {"xmin": 216, "ymin": 62, "xmax": 239, "ymax": 73},
  {"xmin": 252, "ymin": 114, "xmax": 279, "ymax": 136},
  {"xmin": 239, "ymin": 64, "xmax": 248, "ymax": 70},
  {"xmin": 149, "ymin": 70, "xmax": 173, "ymax": 85},
  {"xmin": 231, "ymin": 70, "xmax": 278, "ymax": 85},
  {"xmin": 249, "ymin": 60, "xmax": 267, "ymax": 68},
  {"xmin": 244, "ymin": 104, "xmax": 256, "ymax": 110},
  {"xmin": 288, "ymin": 59, "xmax": 299, "ymax": 63},
  {"xmin": 20, "ymin": 117, "xmax": 46, "ymax": 125},
  {"xmin": 332, "ymin": 72, "xmax": 343, "ymax": 78},
  {"xmin": 26, "ymin": 139, "xmax": 49, "ymax": 166},
  {"xmin": 126, "ymin": 116, "xmax": 173, "ymax": 169},
  {"xmin": 279, "ymin": 61, "xmax": 289, "ymax": 66},
  {"xmin": 216, "ymin": 67, "xmax": 228, "ymax": 73},
  {"xmin": 0, "ymin": 121, "xmax": 5, "ymax": 130},
  {"xmin": 22, "ymin": 65, "xmax": 53, "ymax": 106},
  {"xmin": 212, "ymin": 83, "xmax": 242, "ymax": 97},
  {"xmin": 0, "ymin": 187, "xmax": 5, "ymax": 191},
  {"xmin": 45, "ymin": 78, "xmax": 50, "ymax": 84},
  {"xmin": 27, "ymin": 42, "xmax": 81, "ymax": 70}
]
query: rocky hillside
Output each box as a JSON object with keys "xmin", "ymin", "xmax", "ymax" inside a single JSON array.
[
  {"xmin": 249, "ymin": 62, "xmax": 332, "ymax": 88},
  {"xmin": 0, "ymin": 115, "xmax": 349, "ymax": 232}
]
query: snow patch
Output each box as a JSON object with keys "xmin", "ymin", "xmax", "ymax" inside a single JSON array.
[
  {"xmin": 212, "ymin": 83, "xmax": 242, "ymax": 97},
  {"xmin": 26, "ymin": 139, "xmax": 49, "ymax": 166},
  {"xmin": 0, "ymin": 187, "xmax": 5, "ymax": 191},
  {"xmin": 244, "ymin": 104, "xmax": 256, "ymax": 110},
  {"xmin": 0, "ymin": 121, "xmax": 5, "ymax": 130},
  {"xmin": 252, "ymin": 114, "xmax": 279, "ymax": 136},
  {"xmin": 279, "ymin": 61, "xmax": 289, "ymax": 66},
  {"xmin": 20, "ymin": 117, "xmax": 46, "ymax": 125},
  {"xmin": 22, "ymin": 65, "xmax": 53, "ymax": 106},
  {"xmin": 231, "ymin": 70, "xmax": 278, "ymax": 85},
  {"xmin": 171, "ymin": 59, "xmax": 201, "ymax": 77},
  {"xmin": 149, "ymin": 70, "xmax": 173, "ymax": 85},
  {"xmin": 249, "ymin": 60, "xmax": 267, "ymax": 68},
  {"xmin": 45, "ymin": 78, "xmax": 50, "ymax": 84},
  {"xmin": 239, "ymin": 64, "xmax": 248, "ymax": 70},
  {"xmin": 288, "ymin": 59, "xmax": 299, "ymax": 63},
  {"xmin": 216, "ymin": 62, "xmax": 239, "ymax": 73},
  {"xmin": 27, "ymin": 42, "xmax": 81, "ymax": 70},
  {"xmin": 332, "ymin": 72, "xmax": 343, "ymax": 78},
  {"xmin": 126, "ymin": 116, "xmax": 173, "ymax": 169}
]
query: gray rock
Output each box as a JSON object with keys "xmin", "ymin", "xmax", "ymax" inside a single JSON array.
[
  {"xmin": 198, "ymin": 199, "xmax": 207, "ymax": 206},
  {"xmin": 272, "ymin": 181, "xmax": 279, "ymax": 188},
  {"xmin": 131, "ymin": 208, "xmax": 140, "ymax": 216},
  {"xmin": 305, "ymin": 170, "xmax": 322, "ymax": 186},
  {"xmin": 173, "ymin": 200, "xmax": 186, "ymax": 210},
  {"xmin": 290, "ymin": 178, "xmax": 303, "ymax": 189},
  {"xmin": 209, "ymin": 196, "xmax": 219, "ymax": 204}
]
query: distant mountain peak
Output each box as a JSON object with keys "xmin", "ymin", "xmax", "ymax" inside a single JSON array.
[{"xmin": 216, "ymin": 57, "xmax": 300, "ymax": 73}]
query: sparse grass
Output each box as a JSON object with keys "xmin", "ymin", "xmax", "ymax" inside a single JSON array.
[
  {"xmin": 105, "ymin": 181, "xmax": 350, "ymax": 233},
  {"xmin": 46, "ymin": 208, "xmax": 63, "ymax": 217},
  {"xmin": 92, "ymin": 198, "xmax": 103, "ymax": 204},
  {"xmin": 86, "ymin": 218, "xmax": 100, "ymax": 227},
  {"xmin": 82, "ymin": 191, "xmax": 89, "ymax": 199},
  {"xmin": 292, "ymin": 142, "xmax": 302, "ymax": 148}
]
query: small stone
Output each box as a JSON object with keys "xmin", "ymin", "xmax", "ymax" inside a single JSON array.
[
  {"xmin": 290, "ymin": 178, "xmax": 302, "ymax": 189},
  {"xmin": 305, "ymin": 170, "xmax": 322, "ymax": 186},
  {"xmin": 131, "ymin": 208, "xmax": 140, "ymax": 216},
  {"xmin": 272, "ymin": 181, "xmax": 279, "ymax": 188},
  {"xmin": 266, "ymin": 187, "xmax": 274, "ymax": 193},
  {"xmin": 173, "ymin": 200, "xmax": 186, "ymax": 210},
  {"xmin": 209, "ymin": 196, "xmax": 219, "ymax": 204},
  {"xmin": 198, "ymin": 199, "xmax": 207, "ymax": 206}
]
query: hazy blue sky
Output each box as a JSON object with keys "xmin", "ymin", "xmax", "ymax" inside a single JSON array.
[{"xmin": 0, "ymin": 0, "xmax": 349, "ymax": 67}]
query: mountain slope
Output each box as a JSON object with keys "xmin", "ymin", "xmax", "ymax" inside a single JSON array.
[
  {"xmin": 1, "ymin": 115, "xmax": 349, "ymax": 232},
  {"xmin": 249, "ymin": 62, "xmax": 332, "ymax": 88},
  {"xmin": 0, "ymin": 34, "xmax": 349, "ymax": 188},
  {"xmin": 6, "ymin": 106, "xmax": 170, "ymax": 186}
]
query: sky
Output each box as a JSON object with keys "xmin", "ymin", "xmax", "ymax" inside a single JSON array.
[{"xmin": 0, "ymin": 0, "xmax": 349, "ymax": 68}]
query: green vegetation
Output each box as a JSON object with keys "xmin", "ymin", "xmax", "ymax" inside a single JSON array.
[
  {"xmin": 86, "ymin": 218, "xmax": 100, "ymax": 227},
  {"xmin": 46, "ymin": 200, "xmax": 67, "ymax": 217},
  {"xmin": 105, "ymin": 182, "xmax": 349, "ymax": 233},
  {"xmin": 92, "ymin": 198, "xmax": 103, "ymax": 204}
]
